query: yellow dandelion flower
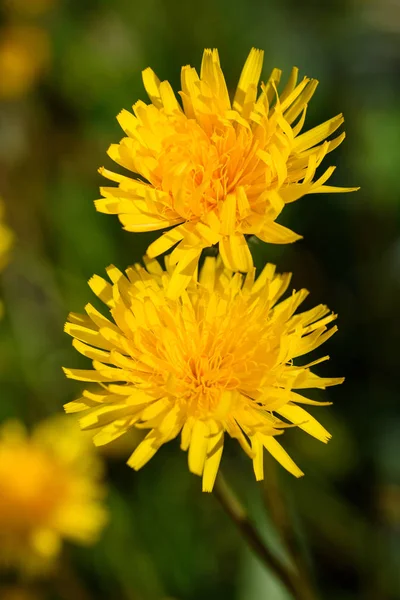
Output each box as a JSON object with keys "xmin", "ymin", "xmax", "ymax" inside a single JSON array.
[
  {"xmin": 0, "ymin": 199, "xmax": 14, "ymax": 318},
  {"xmin": 0, "ymin": 25, "xmax": 50, "ymax": 99},
  {"xmin": 97, "ymin": 48, "xmax": 357, "ymax": 298},
  {"xmin": 63, "ymin": 256, "xmax": 343, "ymax": 492},
  {"xmin": 0, "ymin": 416, "xmax": 107, "ymax": 573}
]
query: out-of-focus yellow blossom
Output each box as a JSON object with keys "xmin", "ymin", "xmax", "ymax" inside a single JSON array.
[
  {"xmin": 0, "ymin": 416, "xmax": 107, "ymax": 573},
  {"xmin": 63, "ymin": 256, "xmax": 343, "ymax": 492},
  {"xmin": 97, "ymin": 48, "xmax": 357, "ymax": 298},
  {"xmin": 0, "ymin": 26, "xmax": 50, "ymax": 99},
  {"xmin": 0, "ymin": 199, "xmax": 13, "ymax": 318},
  {"xmin": 0, "ymin": 200, "xmax": 13, "ymax": 272}
]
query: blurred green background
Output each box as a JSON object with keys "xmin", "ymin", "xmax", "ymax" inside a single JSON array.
[{"xmin": 1, "ymin": 0, "xmax": 399, "ymax": 598}]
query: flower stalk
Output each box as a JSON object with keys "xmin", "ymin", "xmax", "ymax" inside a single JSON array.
[
  {"xmin": 213, "ymin": 473, "xmax": 316, "ymax": 600},
  {"xmin": 262, "ymin": 456, "xmax": 318, "ymax": 599}
]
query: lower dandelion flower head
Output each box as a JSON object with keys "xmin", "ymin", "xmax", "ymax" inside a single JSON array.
[
  {"xmin": 64, "ymin": 257, "xmax": 343, "ymax": 492},
  {"xmin": 97, "ymin": 48, "xmax": 357, "ymax": 298},
  {"xmin": 0, "ymin": 416, "xmax": 107, "ymax": 573}
]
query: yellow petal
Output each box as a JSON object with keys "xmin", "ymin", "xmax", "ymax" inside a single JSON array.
[
  {"xmin": 278, "ymin": 67, "xmax": 299, "ymax": 104},
  {"xmin": 284, "ymin": 79, "xmax": 318, "ymax": 125},
  {"xmin": 166, "ymin": 247, "xmax": 202, "ymax": 299},
  {"xmin": 261, "ymin": 436, "xmax": 304, "ymax": 477},
  {"xmin": 199, "ymin": 256, "xmax": 217, "ymax": 290},
  {"xmin": 293, "ymin": 114, "xmax": 344, "ymax": 153},
  {"xmin": 159, "ymin": 80, "xmax": 182, "ymax": 114},
  {"xmin": 233, "ymin": 48, "xmax": 264, "ymax": 116},
  {"xmin": 219, "ymin": 194, "xmax": 237, "ymax": 235},
  {"xmin": 72, "ymin": 339, "xmax": 110, "ymax": 362},
  {"xmin": 93, "ymin": 420, "xmax": 130, "ymax": 446},
  {"xmin": 120, "ymin": 212, "xmax": 183, "ymax": 232},
  {"xmin": 309, "ymin": 184, "xmax": 360, "ymax": 194},
  {"xmin": 180, "ymin": 65, "xmax": 200, "ymax": 118},
  {"xmin": 258, "ymin": 221, "xmax": 303, "ymax": 244},
  {"xmin": 117, "ymin": 109, "xmax": 139, "ymax": 136},
  {"xmin": 251, "ymin": 434, "xmax": 264, "ymax": 481},
  {"xmin": 79, "ymin": 404, "xmax": 132, "ymax": 430},
  {"xmin": 200, "ymin": 48, "xmax": 230, "ymax": 111},
  {"xmin": 146, "ymin": 226, "xmax": 186, "ymax": 258},
  {"xmin": 62, "ymin": 367, "xmax": 116, "ymax": 383},
  {"xmin": 64, "ymin": 323, "xmax": 113, "ymax": 351},
  {"xmin": 277, "ymin": 404, "xmax": 331, "ymax": 443},
  {"xmin": 202, "ymin": 431, "xmax": 224, "ymax": 492},
  {"xmin": 142, "ymin": 67, "xmax": 163, "ymax": 108},
  {"xmin": 219, "ymin": 234, "xmax": 253, "ymax": 272},
  {"xmin": 188, "ymin": 420, "xmax": 209, "ymax": 476},
  {"xmin": 127, "ymin": 432, "xmax": 161, "ymax": 470},
  {"xmin": 262, "ymin": 67, "xmax": 282, "ymax": 106},
  {"xmin": 88, "ymin": 275, "xmax": 114, "ymax": 307}
]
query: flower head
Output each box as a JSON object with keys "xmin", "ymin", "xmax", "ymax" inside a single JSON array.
[
  {"xmin": 0, "ymin": 416, "xmax": 107, "ymax": 573},
  {"xmin": 0, "ymin": 26, "xmax": 50, "ymax": 99},
  {"xmin": 64, "ymin": 257, "xmax": 343, "ymax": 492},
  {"xmin": 0, "ymin": 199, "xmax": 14, "ymax": 318},
  {"xmin": 97, "ymin": 48, "xmax": 357, "ymax": 298}
]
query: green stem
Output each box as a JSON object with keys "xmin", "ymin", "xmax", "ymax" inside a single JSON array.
[
  {"xmin": 262, "ymin": 456, "xmax": 317, "ymax": 600},
  {"xmin": 213, "ymin": 473, "xmax": 309, "ymax": 599}
]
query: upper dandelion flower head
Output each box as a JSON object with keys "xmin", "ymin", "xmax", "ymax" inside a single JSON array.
[
  {"xmin": 97, "ymin": 48, "xmax": 357, "ymax": 298},
  {"xmin": 64, "ymin": 257, "xmax": 343, "ymax": 492}
]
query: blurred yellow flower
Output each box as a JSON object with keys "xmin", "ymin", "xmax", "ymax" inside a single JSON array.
[
  {"xmin": 0, "ymin": 25, "xmax": 50, "ymax": 99},
  {"xmin": 0, "ymin": 200, "xmax": 13, "ymax": 272},
  {"xmin": 97, "ymin": 48, "xmax": 357, "ymax": 298},
  {"xmin": 0, "ymin": 416, "xmax": 107, "ymax": 573},
  {"xmin": 0, "ymin": 199, "xmax": 13, "ymax": 318},
  {"xmin": 64, "ymin": 256, "xmax": 342, "ymax": 492}
]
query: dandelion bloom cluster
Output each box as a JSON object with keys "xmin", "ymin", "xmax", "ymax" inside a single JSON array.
[
  {"xmin": 0, "ymin": 417, "xmax": 107, "ymax": 572},
  {"xmin": 97, "ymin": 48, "xmax": 356, "ymax": 298},
  {"xmin": 64, "ymin": 257, "xmax": 342, "ymax": 492}
]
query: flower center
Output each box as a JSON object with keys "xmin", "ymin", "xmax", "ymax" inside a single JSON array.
[
  {"xmin": 132, "ymin": 291, "xmax": 273, "ymax": 420},
  {"xmin": 176, "ymin": 353, "xmax": 239, "ymax": 416},
  {"xmin": 151, "ymin": 117, "xmax": 270, "ymax": 222}
]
